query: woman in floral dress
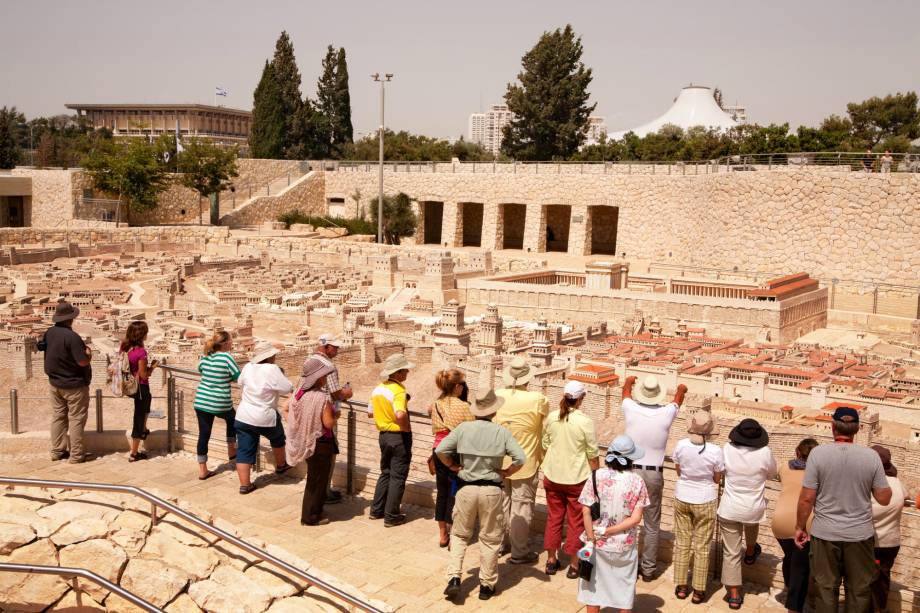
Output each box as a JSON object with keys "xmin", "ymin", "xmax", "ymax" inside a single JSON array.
[{"xmin": 578, "ymin": 434, "xmax": 650, "ymax": 613}]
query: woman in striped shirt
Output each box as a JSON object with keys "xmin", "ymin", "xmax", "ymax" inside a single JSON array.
[{"xmin": 194, "ymin": 331, "xmax": 240, "ymax": 480}]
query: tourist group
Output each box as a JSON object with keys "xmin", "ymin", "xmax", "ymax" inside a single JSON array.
[{"xmin": 39, "ymin": 300, "xmax": 909, "ymax": 612}]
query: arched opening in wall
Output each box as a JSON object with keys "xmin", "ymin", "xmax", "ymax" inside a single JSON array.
[
  {"xmin": 422, "ymin": 201, "xmax": 443, "ymax": 244},
  {"xmin": 460, "ymin": 202, "xmax": 483, "ymax": 247},
  {"xmin": 545, "ymin": 204, "xmax": 571, "ymax": 252},
  {"xmin": 588, "ymin": 205, "xmax": 618, "ymax": 255},
  {"xmin": 500, "ymin": 203, "xmax": 526, "ymax": 250}
]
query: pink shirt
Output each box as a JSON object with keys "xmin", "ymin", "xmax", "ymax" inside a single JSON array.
[{"xmin": 127, "ymin": 347, "xmax": 149, "ymax": 385}]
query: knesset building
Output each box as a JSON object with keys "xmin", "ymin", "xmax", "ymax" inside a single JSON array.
[{"xmin": 413, "ymin": 200, "xmax": 620, "ymax": 256}]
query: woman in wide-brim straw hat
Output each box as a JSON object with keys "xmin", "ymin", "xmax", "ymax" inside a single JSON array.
[
  {"xmin": 286, "ymin": 357, "xmax": 337, "ymax": 525},
  {"xmin": 672, "ymin": 411, "xmax": 724, "ymax": 603}
]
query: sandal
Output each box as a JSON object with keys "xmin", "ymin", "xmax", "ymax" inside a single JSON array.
[
  {"xmin": 691, "ymin": 590, "xmax": 706, "ymax": 604},
  {"xmin": 727, "ymin": 594, "xmax": 744, "ymax": 610},
  {"xmin": 128, "ymin": 452, "xmax": 148, "ymax": 462},
  {"xmin": 565, "ymin": 566, "xmax": 579, "ymax": 579},
  {"xmin": 239, "ymin": 484, "xmax": 257, "ymax": 495},
  {"xmin": 275, "ymin": 463, "xmax": 293, "ymax": 475},
  {"xmin": 544, "ymin": 560, "xmax": 561, "ymax": 575},
  {"xmin": 743, "ymin": 543, "xmax": 762, "ymax": 565},
  {"xmin": 675, "ymin": 585, "xmax": 691, "ymax": 600},
  {"xmin": 439, "ymin": 537, "xmax": 450, "ymax": 548},
  {"xmin": 198, "ymin": 470, "xmax": 217, "ymax": 481}
]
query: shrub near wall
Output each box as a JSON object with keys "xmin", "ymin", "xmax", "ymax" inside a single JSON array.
[{"xmin": 277, "ymin": 210, "xmax": 376, "ymax": 235}]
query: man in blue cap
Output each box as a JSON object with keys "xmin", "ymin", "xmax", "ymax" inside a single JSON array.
[{"xmin": 794, "ymin": 406, "xmax": 892, "ymax": 613}]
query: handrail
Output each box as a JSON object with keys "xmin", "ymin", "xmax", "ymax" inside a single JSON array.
[
  {"xmin": 0, "ymin": 476, "xmax": 386, "ymax": 613},
  {"xmin": 0, "ymin": 562, "xmax": 164, "ymax": 612}
]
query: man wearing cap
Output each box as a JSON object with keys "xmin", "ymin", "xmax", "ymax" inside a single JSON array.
[
  {"xmin": 436, "ymin": 389, "xmax": 526, "ymax": 602},
  {"xmin": 37, "ymin": 301, "xmax": 93, "ymax": 463},
  {"xmin": 312, "ymin": 334, "xmax": 353, "ymax": 504},
  {"xmin": 795, "ymin": 407, "xmax": 892, "ymax": 613},
  {"xmin": 495, "ymin": 357, "xmax": 549, "ymax": 564},
  {"xmin": 620, "ymin": 374, "xmax": 688, "ymax": 580},
  {"xmin": 369, "ymin": 353, "xmax": 414, "ymax": 527}
]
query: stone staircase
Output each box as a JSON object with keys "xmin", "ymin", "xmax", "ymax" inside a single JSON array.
[{"xmin": 219, "ymin": 169, "xmax": 312, "ymax": 218}]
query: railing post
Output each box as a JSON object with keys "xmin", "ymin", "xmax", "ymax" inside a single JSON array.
[
  {"xmin": 347, "ymin": 407, "xmax": 356, "ymax": 496},
  {"xmin": 830, "ymin": 279, "xmax": 837, "ymax": 310},
  {"xmin": 178, "ymin": 390, "xmax": 185, "ymax": 434},
  {"xmin": 873, "ymin": 286, "xmax": 879, "ymax": 314},
  {"xmin": 166, "ymin": 376, "xmax": 175, "ymax": 453},
  {"xmin": 9, "ymin": 389, "xmax": 18, "ymax": 435},
  {"xmin": 95, "ymin": 388, "xmax": 103, "ymax": 433}
]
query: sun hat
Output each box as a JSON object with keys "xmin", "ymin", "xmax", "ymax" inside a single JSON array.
[
  {"xmin": 728, "ymin": 418, "xmax": 769, "ymax": 449},
  {"xmin": 502, "ymin": 357, "xmax": 533, "ymax": 387},
  {"xmin": 251, "ymin": 341, "xmax": 280, "ymax": 364},
  {"xmin": 300, "ymin": 357, "xmax": 334, "ymax": 391},
  {"xmin": 634, "ymin": 375, "xmax": 667, "ymax": 406},
  {"xmin": 688, "ymin": 411, "xmax": 719, "ymax": 446},
  {"xmin": 52, "ymin": 301, "xmax": 80, "ymax": 323},
  {"xmin": 606, "ymin": 434, "xmax": 645, "ymax": 466},
  {"xmin": 471, "ymin": 388, "xmax": 505, "ymax": 418},
  {"xmin": 317, "ymin": 333, "xmax": 343, "ymax": 348},
  {"xmin": 563, "ymin": 380, "xmax": 587, "ymax": 399},
  {"xmin": 832, "ymin": 406, "xmax": 860, "ymax": 424},
  {"xmin": 871, "ymin": 445, "xmax": 897, "ymax": 477},
  {"xmin": 379, "ymin": 353, "xmax": 414, "ymax": 380}
]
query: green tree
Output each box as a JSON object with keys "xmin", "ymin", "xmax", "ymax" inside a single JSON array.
[
  {"xmin": 315, "ymin": 45, "xmax": 338, "ymax": 156},
  {"xmin": 0, "ymin": 106, "xmax": 24, "ymax": 169},
  {"xmin": 847, "ymin": 92, "xmax": 920, "ymax": 147},
  {"xmin": 177, "ymin": 138, "xmax": 239, "ymax": 196},
  {"xmin": 271, "ymin": 31, "xmax": 306, "ymax": 158},
  {"xmin": 369, "ymin": 192, "xmax": 416, "ymax": 244},
  {"xmin": 502, "ymin": 25, "xmax": 596, "ymax": 160},
  {"xmin": 250, "ymin": 61, "xmax": 286, "ymax": 158},
  {"xmin": 347, "ymin": 129, "xmax": 455, "ymax": 161},
  {"xmin": 334, "ymin": 48, "xmax": 353, "ymax": 147}
]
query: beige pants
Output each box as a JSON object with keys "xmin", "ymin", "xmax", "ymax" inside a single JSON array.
[
  {"xmin": 502, "ymin": 472, "xmax": 538, "ymax": 560},
  {"xmin": 448, "ymin": 484, "xmax": 505, "ymax": 588},
  {"xmin": 50, "ymin": 385, "xmax": 89, "ymax": 460},
  {"xmin": 719, "ymin": 518, "xmax": 759, "ymax": 587}
]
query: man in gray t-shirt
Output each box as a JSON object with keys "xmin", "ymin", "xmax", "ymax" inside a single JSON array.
[{"xmin": 795, "ymin": 407, "xmax": 892, "ymax": 613}]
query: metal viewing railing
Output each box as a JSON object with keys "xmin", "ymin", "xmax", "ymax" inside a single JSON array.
[{"xmin": 0, "ymin": 476, "xmax": 386, "ymax": 613}]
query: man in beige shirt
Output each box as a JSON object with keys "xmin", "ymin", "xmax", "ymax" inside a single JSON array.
[{"xmin": 495, "ymin": 357, "xmax": 548, "ymax": 564}]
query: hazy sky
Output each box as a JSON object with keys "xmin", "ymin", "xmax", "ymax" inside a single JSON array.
[{"xmin": 3, "ymin": 0, "xmax": 919, "ymax": 139}]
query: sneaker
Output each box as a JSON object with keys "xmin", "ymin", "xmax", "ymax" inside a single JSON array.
[
  {"xmin": 368, "ymin": 513, "xmax": 384, "ymax": 520},
  {"xmin": 384, "ymin": 514, "xmax": 407, "ymax": 528},
  {"xmin": 326, "ymin": 490, "xmax": 343, "ymax": 505},
  {"xmin": 509, "ymin": 551, "xmax": 539, "ymax": 565},
  {"xmin": 51, "ymin": 451, "xmax": 70, "ymax": 462},
  {"xmin": 478, "ymin": 584, "xmax": 495, "ymax": 601},
  {"xmin": 639, "ymin": 569, "xmax": 656, "ymax": 582},
  {"xmin": 443, "ymin": 577, "xmax": 461, "ymax": 601},
  {"xmin": 68, "ymin": 453, "xmax": 95, "ymax": 464}
]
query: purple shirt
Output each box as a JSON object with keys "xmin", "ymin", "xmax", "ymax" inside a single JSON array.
[{"xmin": 127, "ymin": 347, "xmax": 149, "ymax": 385}]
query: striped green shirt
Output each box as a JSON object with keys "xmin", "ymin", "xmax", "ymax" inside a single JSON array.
[{"xmin": 194, "ymin": 352, "xmax": 240, "ymax": 414}]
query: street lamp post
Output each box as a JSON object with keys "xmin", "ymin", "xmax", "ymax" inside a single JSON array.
[
  {"xmin": 29, "ymin": 124, "xmax": 34, "ymax": 166},
  {"xmin": 371, "ymin": 73, "xmax": 392, "ymax": 244}
]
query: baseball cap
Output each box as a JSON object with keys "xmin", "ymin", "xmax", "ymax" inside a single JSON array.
[
  {"xmin": 832, "ymin": 406, "xmax": 860, "ymax": 423},
  {"xmin": 563, "ymin": 380, "xmax": 587, "ymax": 399},
  {"xmin": 317, "ymin": 333, "xmax": 343, "ymax": 348}
]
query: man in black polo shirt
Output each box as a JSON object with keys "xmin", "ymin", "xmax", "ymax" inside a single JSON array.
[{"xmin": 37, "ymin": 302, "xmax": 93, "ymax": 463}]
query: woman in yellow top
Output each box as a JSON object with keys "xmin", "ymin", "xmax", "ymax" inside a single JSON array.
[
  {"xmin": 541, "ymin": 380, "xmax": 600, "ymax": 577},
  {"xmin": 428, "ymin": 369, "xmax": 474, "ymax": 548}
]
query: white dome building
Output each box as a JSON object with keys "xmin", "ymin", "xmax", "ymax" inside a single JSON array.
[{"xmin": 609, "ymin": 85, "xmax": 740, "ymax": 139}]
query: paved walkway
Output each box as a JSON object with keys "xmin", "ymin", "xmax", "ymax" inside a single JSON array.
[{"xmin": 4, "ymin": 452, "xmax": 785, "ymax": 612}]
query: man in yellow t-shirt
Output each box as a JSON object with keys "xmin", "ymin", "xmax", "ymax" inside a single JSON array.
[
  {"xmin": 369, "ymin": 353, "xmax": 414, "ymax": 527},
  {"xmin": 495, "ymin": 357, "xmax": 548, "ymax": 564}
]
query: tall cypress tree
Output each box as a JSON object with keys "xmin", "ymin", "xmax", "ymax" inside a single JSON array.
[
  {"xmin": 315, "ymin": 45, "xmax": 338, "ymax": 156},
  {"xmin": 271, "ymin": 31, "xmax": 305, "ymax": 158},
  {"xmin": 0, "ymin": 106, "xmax": 24, "ymax": 169},
  {"xmin": 334, "ymin": 48, "xmax": 353, "ymax": 146},
  {"xmin": 249, "ymin": 61, "xmax": 286, "ymax": 159},
  {"xmin": 501, "ymin": 25, "xmax": 596, "ymax": 160}
]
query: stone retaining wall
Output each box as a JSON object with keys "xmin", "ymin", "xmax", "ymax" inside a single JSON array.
[{"xmin": 220, "ymin": 171, "xmax": 325, "ymax": 228}]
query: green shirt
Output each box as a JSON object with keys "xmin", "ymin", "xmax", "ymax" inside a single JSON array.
[
  {"xmin": 194, "ymin": 352, "xmax": 241, "ymax": 413},
  {"xmin": 436, "ymin": 419, "xmax": 526, "ymax": 483}
]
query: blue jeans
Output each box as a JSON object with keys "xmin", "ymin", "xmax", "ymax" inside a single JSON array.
[
  {"xmin": 195, "ymin": 409, "xmax": 236, "ymax": 463},
  {"xmin": 234, "ymin": 414, "xmax": 286, "ymax": 465}
]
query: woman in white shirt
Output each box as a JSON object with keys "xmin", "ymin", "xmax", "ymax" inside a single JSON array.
[
  {"xmin": 717, "ymin": 419, "xmax": 777, "ymax": 610},
  {"xmin": 870, "ymin": 445, "xmax": 908, "ymax": 613},
  {"xmin": 672, "ymin": 411, "xmax": 724, "ymax": 604},
  {"xmin": 234, "ymin": 342, "xmax": 295, "ymax": 495}
]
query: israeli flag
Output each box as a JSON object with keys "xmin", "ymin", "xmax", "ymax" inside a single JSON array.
[{"xmin": 215, "ymin": 86, "xmax": 228, "ymax": 97}]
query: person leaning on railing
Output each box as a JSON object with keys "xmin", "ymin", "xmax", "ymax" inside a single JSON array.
[
  {"xmin": 121, "ymin": 321, "xmax": 158, "ymax": 463},
  {"xmin": 193, "ymin": 330, "xmax": 240, "ymax": 480}
]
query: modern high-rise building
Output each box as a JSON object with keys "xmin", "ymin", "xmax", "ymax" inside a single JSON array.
[
  {"xmin": 468, "ymin": 104, "xmax": 514, "ymax": 156},
  {"xmin": 584, "ymin": 116, "xmax": 608, "ymax": 146}
]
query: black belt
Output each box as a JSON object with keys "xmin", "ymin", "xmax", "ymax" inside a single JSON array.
[
  {"xmin": 457, "ymin": 479, "xmax": 502, "ymax": 489},
  {"xmin": 633, "ymin": 465, "xmax": 663, "ymax": 472}
]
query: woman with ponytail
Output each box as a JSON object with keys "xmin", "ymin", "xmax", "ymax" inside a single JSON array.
[
  {"xmin": 121, "ymin": 321, "xmax": 157, "ymax": 462},
  {"xmin": 193, "ymin": 330, "xmax": 240, "ymax": 479},
  {"xmin": 428, "ymin": 368, "xmax": 473, "ymax": 547},
  {"xmin": 541, "ymin": 379, "xmax": 600, "ymax": 577}
]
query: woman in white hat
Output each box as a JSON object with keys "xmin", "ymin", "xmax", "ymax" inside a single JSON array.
[
  {"xmin": 672, "ymin": 411, "xmax": 724, "ymax": 603},
  {"xmin": 286, "ymin": 357, "xmax": 337, "ymax": 525},
  {"xmin": 541, "ymin": 379, "xmax": 600, "ymax": 577},
  {"xmin": 234, "ymin": 341, "xmax": 294, "ymax": 495},
  {"xmin": 578, "ymin": 434, "xmax": 650, "ymax": 613}
]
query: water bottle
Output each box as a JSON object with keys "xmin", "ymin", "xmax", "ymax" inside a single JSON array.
[{"xmin": 577, "ymin": 541, "xmax": 594, "ymax": 561}]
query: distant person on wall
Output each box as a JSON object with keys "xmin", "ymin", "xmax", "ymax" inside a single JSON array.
[
  {"xmin": 541, "ymin": 380, "xmax": 600, "ymax": 578},
  {"xmin": 193, "ymin": 331, "xmax": 240, "ymax": 480},
  {"xmin": 37, "ymin": 301, "xmax": 93, "ymax": 464},
  {"xmin": 311, "ymin": 334, "xmax": 353, "ymax": 504},
  {"xmin": 880, "ymin": 150, "xmax": 893, "ymax": 174},
  {"xmin": 121, "ymin": 321, "xmax": 158, "ymax": 463},
  {"xmin": 436, "ymin": 389, "xmax": 525, "ymax": 602},
  {"xmin": 428, "ymin": 368, "xmax": 473, "ymax": 548},
  {"xmin": 234, "ymin": 341, "xmax": 294, "ymax": 495},
  {"xmin": 286, "ymin": 357, "xmax": 337, "ymax": 526},
  {"xmin": 771, "ymin": 437, "xmax": 819, "ymax": 613},
  {"xmin": 863, "ymin": 149, "xmax": 874, "ymax": 173},
  {"xmin": 794, "ymin": 407, "xmax": 892, "ymax": 613},
  {"xmin": 369, "ymin": 353, "xmax": 414, "ymax": 527},
  {"xmin": 495, "ymin": 357, "xmax": 550, "ymax": 564},
  {"xmin": 870, "ymin": 445, "xmax": 908, "ymax": 613},
  {"xmin": 718, "ymin": 418, "xmax": 777, "ymax": 610},
  {"xmin": 672, "ymin": 411, "xmax": 724, "ymax": 604},
  {"xmin": 620, "ymin": 374, "xmax": 687, "ymax": 580}
]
